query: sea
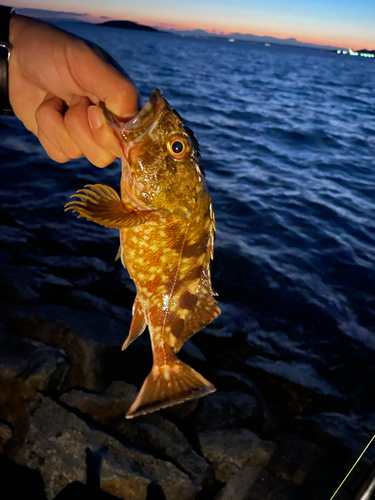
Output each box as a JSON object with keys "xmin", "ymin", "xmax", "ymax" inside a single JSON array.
[{"xmin": 1, "ymin": 23, "xmax": 375, "ymax": 414}]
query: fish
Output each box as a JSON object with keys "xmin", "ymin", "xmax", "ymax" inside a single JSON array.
[{"xmin": 65, "ymin": 89, "xmax": 221, "ymax": 418}]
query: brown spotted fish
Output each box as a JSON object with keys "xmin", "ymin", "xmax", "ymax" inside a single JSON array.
[{"xmin": 65, "ymin": 89, "xmax": 221, "ymax": 418}]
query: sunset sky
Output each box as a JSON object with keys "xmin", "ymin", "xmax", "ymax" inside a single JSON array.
[{"xmin": 6, "ymin": 0, "xmax": 375, "ymax": 49}]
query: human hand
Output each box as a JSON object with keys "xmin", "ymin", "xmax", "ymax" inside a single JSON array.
[{"xmin": 8, "ymin": 14, "xmax": 140, "ymax": 167}]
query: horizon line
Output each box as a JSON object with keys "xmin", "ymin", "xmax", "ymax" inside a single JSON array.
[{"xmin": 14, "ymin": 6, "xmax": 375, "ymax": 52}]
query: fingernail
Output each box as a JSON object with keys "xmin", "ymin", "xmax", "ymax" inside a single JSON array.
[{"xmin": 88, "ymin": 106, "xmax": 104, "ymax": 130}]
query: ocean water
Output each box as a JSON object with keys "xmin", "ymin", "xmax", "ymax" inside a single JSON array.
[{"xmin": 1, "ymin": 23, "xmax": 375, "ymax": 410}]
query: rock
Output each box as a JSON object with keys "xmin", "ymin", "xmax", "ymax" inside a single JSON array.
[
  {"xmin": 196, "ymin": 391, "xmax": 260, "ymax": 431},
  {"xmin": 9, "ymin": 393, "xmax": 198, "ymax": 500},
  {"xmin": 246, "ymin": 329, "xmax": 305, "ymax": 359},
  {"xmin": 4, "ymin": 303, "xmax": 143, "ymax": 391},
  {"xmin": 212, "ymin": 370, "xmax": 281, "ymax": 438},
  {"xmin": 0, "ymin": 421, "xmax": 12, "ymax": 452},
  {"xmin": 294, "ymin": 412, "xmax": 375, "ymax": 487},
  {"xmin": 0, "ymin": 320, "xmax": 68, "ymax": 426},
  {"xmin": 362, "ymin": 412, "xmax": 375, "ymax": 434},
  {"xmin": 0, "ymin": 225, "xmax": 37, "ymax": 253},
  {"xmin": 246, "ymin": 356, "xmax": 343, "ymax": 418},
  {"xmin": 212, "ymin": 370, "xmax": 261, "ymax": 395},
  {"xmin": 266, "ymin": 434, "xmax": 339, "ymax": 499},
  {"xmin": 179, "ymin": 339, "xmax": 209, "ymax": 375},
  {"xmin": 60, "ymin": 385, "xmax": 212, "ymax": 490},
  {"xmin": 99, "ymin": 457, "xmax": 150, "ymax": 500},
  {"xmin": 20, "ymin": 252, "xmax": 116, "ymax": 290},
  {"xmin": 59, "ymin": 384, "xmax": 136, "ymax": 423},
  {"xmin": 0, "ymin": 262, "xmax": 40, "ymax": 302},
  {"xmin": 21, "ymin": 253, "xmax": 113, "ymax": 275},
  {"xmin": 64, "ymin": 289, "xmax": 130, "ymax": 320},
  {"xmin": 198, "ymin": 427, "xmax": 275, "ymax": 482},
  {"xmin": 214, "ymin": 466, "xmax": 306, "ymax": 500}
]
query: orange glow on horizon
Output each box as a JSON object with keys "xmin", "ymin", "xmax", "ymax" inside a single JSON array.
[
  {"xmin": 128, "ymin": 17, "xmax": 374, "ymax": 50},
  {"xmin": 11, "ymin": 2, "xmax": 375, "ymax": 51}
]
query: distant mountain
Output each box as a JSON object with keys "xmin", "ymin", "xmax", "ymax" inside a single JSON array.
[
  {"xmin": 356, "ymin": 48, "xmax": 375, "ymax": 54},
  {"xmin": 163, "ymin": 28, "xmax": 343, "ymax": 51},
  {"xmin": 98, "ymin": 20, "xmax": 161, "ymax": 33}
]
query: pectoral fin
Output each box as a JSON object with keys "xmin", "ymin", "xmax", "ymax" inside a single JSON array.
[{"xmin": 65, "ymin": 184, "xmax": 154, "ymax": 229}]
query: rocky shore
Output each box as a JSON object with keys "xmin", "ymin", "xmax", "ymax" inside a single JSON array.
[{"xmin": 0, "ymin": 214, "xmax": 374, "ymax": 500}]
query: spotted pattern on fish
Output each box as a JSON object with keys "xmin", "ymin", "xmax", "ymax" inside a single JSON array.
[{"xmin": 65, "ymin": 88, "xmax": 220, "ymax": 418}]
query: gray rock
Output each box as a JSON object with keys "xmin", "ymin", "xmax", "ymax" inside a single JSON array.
[
  {"xmin": 196, "ymin": 391, "xmax": 260, "ymax": 431},
  {"xmin": 214, "ymin": 466, "xmax": 304, "ymax": 500},
  {"xmin": 59, "ymin": 384, "xmax": 137, "ymax": 422},
  {"xmin": 362, "ymin": 412, "xmax": 375, "ymax": 434},
  {"xmin": 294, "ymin": 412, "xmax": 375, "ymax": 479},
  {"xmin": 64, "ymin": 289, "xmax": 132, "ymax": 324},
  {"xmin": 213, "ymin": 370, "xmax": 281, "ymax": 438},
  {"xmin": 246, "ymin": 329, "xmax": 305, "ymax": 359},
  {"xmin": 0, "ymin": 225, "xmax": 37, "ymax": 250},
  {"xmin": 21, "ymin": 253, "xmax": 113, "ymax": 275},
  {"xmin": 0, "ymin": 263, "xmax": 40, "ymax": 302},
  {"xmin": 10, "ymin": 393, "xmax": 198, "ymax": 500},
  {"xmin": 179, "ymin": 338, "xmax": 208, "ymax": 370},
  {"xmin": 0, "ymin": 421, "xmax": 12, "ymax": 452},
  {"xmin": 246, "ymin": 356, "xmax": 343, "ymax": 417},
  {"xmin": 60, "ymin": 385, "xmax": 212, "ymax": 489},
  {"xmin": 266, "ymin": 434, "xmax": 339, "ymax": 499},
  {"xmin": 198, "ymin": 428, "xmax": 275, "ymax": 482},
  {"xmin": 0, "ymin": 320, "xmax": 68, "ymax": 426},
  {"xmin": 4, "ymin": 304, "xmax": 133, "ymax": 390}
]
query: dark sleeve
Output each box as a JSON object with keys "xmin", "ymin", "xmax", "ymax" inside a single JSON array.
[{"xmin": 0, "ymin": 5, "xmax": 14, "ymax": 115}]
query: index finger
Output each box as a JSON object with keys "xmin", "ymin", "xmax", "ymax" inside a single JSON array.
[{"xmin": 65, "ymin": 39, "xmax": 140, "ymax": 119}]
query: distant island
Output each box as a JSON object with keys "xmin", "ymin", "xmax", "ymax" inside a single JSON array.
[
  {"xmin": 98, "ymin": 20, "xmax": 161, "ymax": 33},
  {"xmin": 163, "ymin": 28, "xmax": 343, "ymax": 51},
  {"xmin": 97, "ymin": 22, "xmax": 340, "ymax": 50},
  {"xmin": 12, "ymin": 7, "xmax": 374, "ymax": 52}
]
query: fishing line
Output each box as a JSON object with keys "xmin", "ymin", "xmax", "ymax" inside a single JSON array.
[{"xmin": 330, "ymin": 433, "xmax": 375, "ymax": 500}]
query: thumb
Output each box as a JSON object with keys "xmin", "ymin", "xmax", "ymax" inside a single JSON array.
[{"xmin": 66, "ymin": 39, "xmax": 141, "ymax": 118}]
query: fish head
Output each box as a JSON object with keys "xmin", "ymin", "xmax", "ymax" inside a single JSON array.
[{"xmin": 105, "ymin": 89, "xmax": 206, "ymax": 217}]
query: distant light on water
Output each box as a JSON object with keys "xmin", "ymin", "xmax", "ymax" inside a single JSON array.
[{"xmin": 337, "ymin": 47, "xmax": 374, "ymax": 58}]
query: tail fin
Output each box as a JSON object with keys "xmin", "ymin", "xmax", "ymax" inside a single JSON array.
[{"xmin": 126, "ymin": 358, "xmax": 216, "ymax": 419}]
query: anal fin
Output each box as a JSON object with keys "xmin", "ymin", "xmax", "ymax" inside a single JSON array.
[
  {"xmin": 172, "ymin": 291, "xmax": 221, "ymax": 353},
  {"xmin": 65, "ymin": 184, "xmax": 154, "ymax": 229},
  {"xmin": 126, "ymin": 357, "xmax": 216, "ymax": 419},
  {"xmin": 122, "ymin": 296, "xmax": 147, "ymax": 351}
]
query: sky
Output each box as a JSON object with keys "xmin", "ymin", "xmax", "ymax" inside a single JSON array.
[{"xmin": 6, "ymin": 0, "xmax": 375, "ymax": 50}]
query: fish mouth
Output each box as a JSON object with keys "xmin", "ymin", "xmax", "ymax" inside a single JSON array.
[
  {"xmin": 104, "ymin": 89, "xmax": 167, "ymax": 211},
  {"xmin": 104, "ymin": 88, "xmax": 166, "ymax": 142}
]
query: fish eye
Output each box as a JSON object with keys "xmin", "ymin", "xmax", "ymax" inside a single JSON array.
[
  {"xmin": 172, "ymin": 140, "xmax": 184, "ymax": 154},
  {"xmin": 167, "ymin": 135, "xmax": 191, "ymax": 160}
]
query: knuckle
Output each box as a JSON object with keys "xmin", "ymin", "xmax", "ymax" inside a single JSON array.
[
  {"xmin": 46, "ymin": 148, "xmax": 70, "ymax": 163},
  {"xmin": 35, "ymin": 102, "xmax": 48, "ymax": 129},
  {"xmin": 91, "ymin": 153, "xmax": 116, "ymax": 168},
  {"xmin": 62, "ymin": 139, "xmax": 83, "ymax": 160},
  {"xmin": 63, "ymin": 108, "xmax": 76, "ymax": 132}
]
